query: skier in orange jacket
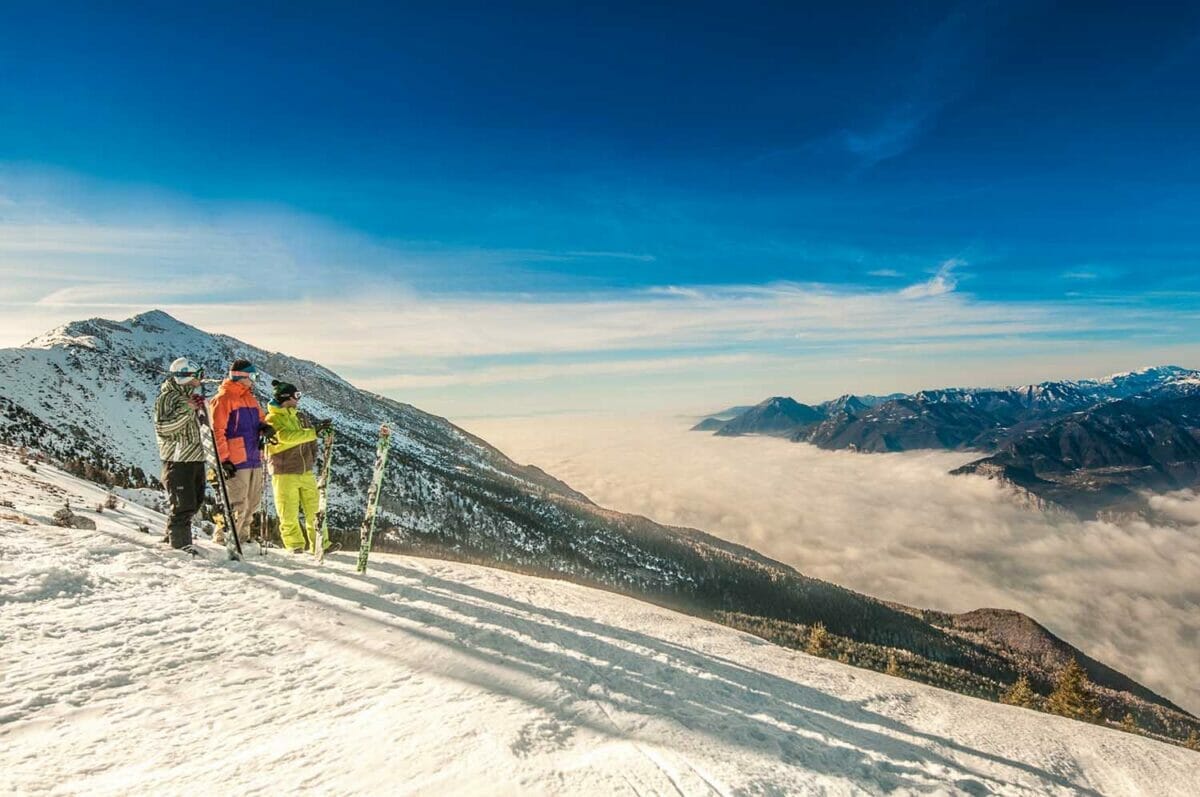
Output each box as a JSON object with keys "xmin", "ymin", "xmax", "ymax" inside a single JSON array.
[{"xmin": 209, "ymin": 358, "xmax": 272, "ymax": 544}]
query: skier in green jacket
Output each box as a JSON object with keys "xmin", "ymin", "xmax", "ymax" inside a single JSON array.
[{"xmin": 264, "ymin": 380, "xmax": 332, "ymax": 553}]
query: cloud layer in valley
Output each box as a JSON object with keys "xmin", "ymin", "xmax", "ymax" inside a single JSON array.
[{"xmin": 466, "ymin": 415, "xmax": 1200, "ymax": 716}]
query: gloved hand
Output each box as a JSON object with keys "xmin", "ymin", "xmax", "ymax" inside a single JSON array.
[
  {"xmin": 314, "ymin": 419, "xmax": 333, "ymax": 434},
  {"xmin": 259, "ymin": 423, "xmax": 277, "ymax": 446},
  {"xmin": 187, "ymin": 394, "xmax": 205, "ymax": 411},
  {"xmin": 221, "ymin": 460, "xmax": 238, "ymax": 480}
]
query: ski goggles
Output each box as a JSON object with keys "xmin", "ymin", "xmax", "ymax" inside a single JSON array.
[
  {"xmin": 230, "ymin": 366, "xmax": 259, "ymax": 381},
  {"xmin": 171, "ymin": 366, "xmax": 204, "ymax": 381}
]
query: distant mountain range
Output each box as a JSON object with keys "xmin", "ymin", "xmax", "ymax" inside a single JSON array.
[
  {"xmin": 694, "ymin": 367, "xmax": 1200, "ymax": 517},
  {"xmin": 2, "ymin": 311, "xmax": 1196, "ymax": 741}
]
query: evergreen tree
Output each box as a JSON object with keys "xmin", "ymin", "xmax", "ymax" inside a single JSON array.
[
  {"xmin": 1046, "ymin": 660, "xmax": 1102, "ymax": 722},
  {"xmin": 1120, "ymin": 713, "xmax": 1138, "ymax": 734},
  {"xmin": 1185, "ymin": 730, "xmax": 1199, "ymax": 751},
  {"xmin": 1000, "ymin": 674, "xmax": 1037, "ymax": 709},
  {"xmin": 886, "ymin": 652, "xmax": 901, "ymax": 677},
  {"xmin": 805, "ymin": 622, "xmax": 829, "ymax": 656}
]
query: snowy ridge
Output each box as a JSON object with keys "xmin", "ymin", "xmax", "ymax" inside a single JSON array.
[{"xmin": 2, "ymin": 452, "xmax": 1196, "ymax": 796}]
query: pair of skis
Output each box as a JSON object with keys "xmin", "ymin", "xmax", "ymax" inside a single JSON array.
[
  {"xmin": 311, "ymin": 428, "xmax": 335, "ymax": 563},
  {"xmin": 309, "ymin": 421, "xmax": 390, "ymax": 572},
  {"xmin": 355, "ymin": 424, "xmax": 391, "ymax": 573}
]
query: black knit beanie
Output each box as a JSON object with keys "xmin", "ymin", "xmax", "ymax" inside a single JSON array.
[{"xmin": 271, "ymin": 379, "xmax": 299, "ymax": 402}]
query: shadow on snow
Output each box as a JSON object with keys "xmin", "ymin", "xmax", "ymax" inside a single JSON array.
[{"xmin": 246, "ymin": 552, "xmax": 1100, "ymax": 797}]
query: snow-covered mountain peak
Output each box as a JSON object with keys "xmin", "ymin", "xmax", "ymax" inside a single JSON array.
[
  {"xmin": 23, "ymin": 310, "xmax": 232, "ymax": 369},
  {"xmin": 1102, "ymin": 365, "xmax": 1193, "ymax": 385},
  {"xmin": 24, "ymin": 316, "xmax": 124, "ymax": 351},
  {"xmin": 126, "ymin": 308, "xmax": 187, "ymax": 330}
]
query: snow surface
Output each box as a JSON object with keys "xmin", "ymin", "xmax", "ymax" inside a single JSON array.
[{"xmin": 2, "ymin": 451, "xmax": 1196, "ymax": 796}]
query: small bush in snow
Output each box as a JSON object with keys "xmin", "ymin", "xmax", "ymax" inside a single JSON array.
[{"xmin": 52, "ymin": 503, "xmax": 97, "ymax": 530}]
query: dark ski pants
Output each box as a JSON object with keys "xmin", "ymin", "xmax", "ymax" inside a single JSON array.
[{"xmin": 162, "ymin": 460, "xmax": 205, "ymax": 548}]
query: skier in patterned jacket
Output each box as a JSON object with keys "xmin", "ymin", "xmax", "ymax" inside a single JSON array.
[
  {"xmin": 264, "ymin": 380, "xmax": 333, "ymax": 553},
  {"xmin": 209, "ymin": 358, "xmax": 273, "ymax": 545},
  {"xmin": 153, "ymin": 357, "xmax": 207, "ymax": 551}
]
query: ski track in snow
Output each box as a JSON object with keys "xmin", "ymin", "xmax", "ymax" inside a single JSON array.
[{"xmin": 1, "ymin": 453, "xmax": 1196, "ymax": 796}]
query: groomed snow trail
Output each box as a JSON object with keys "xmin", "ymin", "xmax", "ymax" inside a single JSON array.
[{"xmin": 1, "ymin": 454, "xmax": 1196, "ymax": 796}]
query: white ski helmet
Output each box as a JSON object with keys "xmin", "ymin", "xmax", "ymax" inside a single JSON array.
[{"xmin": 169, "ymin": 357, "xmax": 203, "ymax": 384}]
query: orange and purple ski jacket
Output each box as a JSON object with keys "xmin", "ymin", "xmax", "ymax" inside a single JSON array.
[{"xmin": 209, "ymin": 378, "xmax": 267, "ymax": 470}]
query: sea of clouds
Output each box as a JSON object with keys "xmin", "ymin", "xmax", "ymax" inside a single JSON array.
[{"xmin": 465, "ymin": 414, "xmax": 1200, "ymax": 716}]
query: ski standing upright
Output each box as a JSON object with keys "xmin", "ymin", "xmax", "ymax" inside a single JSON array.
[
  {"xmin": 355, "ymin": 423, "xmax": 391, "ymax": 573},
  {"xmin": 257, "ymin": 376, "xmax": 272, "ymax": 556},
  {"xmin": 313, "ymin": 428, "xmax": 335, "ymax": 563},
  {"xmin": 257, "ymin": 444, "xmax": 271, "ymax": 556},
  {"xmin": 196, "ymin": 381, "xmax": 243, "ymax": 561}
]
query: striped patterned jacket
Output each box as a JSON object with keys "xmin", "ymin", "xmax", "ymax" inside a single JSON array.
[{"xmin": 153, "ymin": 379, "xmax": 205, "ymax": 463}]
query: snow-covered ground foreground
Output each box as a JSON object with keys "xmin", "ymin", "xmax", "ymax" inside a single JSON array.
[{"xmin": 2, "ymin": 455, "xmax": 1196, "ymax": 796}]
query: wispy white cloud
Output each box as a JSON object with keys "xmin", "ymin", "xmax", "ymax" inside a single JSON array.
[
  {"xmin": 842, "ymin": 112, "xmax": 928, "ymax": 170},
  {"xmin": 831, "ymin": 5, "xmax": 1012, "ymax": 170},
  {"xmin": 868, "ymin": 269, "xmax": 904, "ymax": 278},
  {"xmin": 643, "ymin": 285, "xmax": 706, "ymax": 299},
  {"xmin": 360, "ymin": 353, "xmax": 767, "ymax": 391},
  {"xmin": 898, "ymin": 258, "xmax": 961, "ymax": 298},
  {"xmin": 562, "ymin": 250, "xmax": 656, "ymax": 262}
]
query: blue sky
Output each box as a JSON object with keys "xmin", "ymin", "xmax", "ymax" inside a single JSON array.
[{"xmin": 2, "ymin": 2, "xmax": 1199, "ymax": 416}]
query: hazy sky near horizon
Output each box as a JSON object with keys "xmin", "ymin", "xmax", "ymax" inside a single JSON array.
[
  {"xmin": 2, "ymin": 2, "xmax": 1200, "ymax": 416},
  {"xmin": 465, "ymin": 414, "xmax": 1200, "ymax": 716}
]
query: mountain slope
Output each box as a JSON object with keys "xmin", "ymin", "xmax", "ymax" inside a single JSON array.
[
  {"xmin": 2, "ymin": 457, "xmax": 1196, "ymax": 796},
  {"xmin": 0, "ymin": 311, "xmax": 1194, "ymax": 738},
  {"xmin": 952, "ymin": 394, "xmax": 1200, "ymax": 517},
  {"xmin": 920, "ymin": 608, "xmax": 1179, "ymax": 711},
  {"xmin": 713, "ymin": 396, "xmax": 823, "ymax": 437},
  {"xmin": 689, "ymin": 405, "xmax": 754, "ymax": 431}
]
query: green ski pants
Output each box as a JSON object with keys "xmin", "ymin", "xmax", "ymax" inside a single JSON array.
[{"xmin": 272, "ymin": 471, "xmax": 321, "ymax": 551}]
